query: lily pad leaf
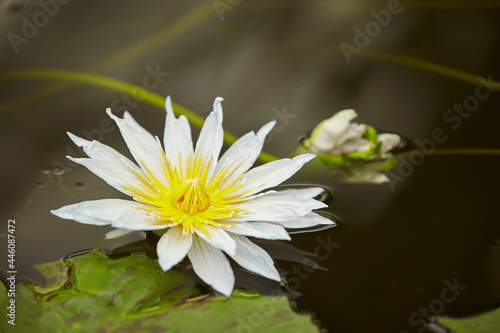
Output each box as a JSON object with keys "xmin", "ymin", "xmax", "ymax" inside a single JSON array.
[
  {"xmin": 0, "ymin": 248, "xmax": 319, "ymax": 332},
  {"xmin": 437, "ymin": 306, "xmax": 500, "ymax": 333},
  {"xmin": 33, "ymin": 255, "xmax": 73, "ymax": 294}
]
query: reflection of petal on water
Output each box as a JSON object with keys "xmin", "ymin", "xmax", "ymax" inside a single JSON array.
[
  {"xmin": 344, "ymin": 170, "xmax": 390, "ymax": 184},
  {"xmin": 253, "ymin": 239, "xmax": 326, "ymax": 271},
  {"xmin": 231, "ymin": 264, "xmax": 284, "ymax": 297},
  {"xmin": 287, "ymin": 223, "xmax": 337, "ymax": 234}
]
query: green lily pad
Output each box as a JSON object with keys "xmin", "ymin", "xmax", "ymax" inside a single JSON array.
[
  {"xmin": 0, "ymin": 249, "xmax": 319, "ymax": 333},
  {"xmin": 437, "ymin": 306, "xmax": 500, "ymax": 333},
  {"xmin": 33, "ymin": 255, "xmax": 73, "ymax": 294}
]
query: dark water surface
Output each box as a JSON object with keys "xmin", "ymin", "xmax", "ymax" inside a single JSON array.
[{"xmin": 1, "ymin": 1, "xmax": 500, "ymax": 332}]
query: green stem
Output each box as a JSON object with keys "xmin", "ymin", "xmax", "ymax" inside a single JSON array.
[
  {"xmin": 13, "ymin": 195, "xmax": 33, "ymax": 219},
  {"xmin": 0, "ymin": 69, "xmax": 279, "ymax": 162},
  {"xmin": 356, "ymin": 49, "xmax": 500, "ymax": 91},
  {"xmin": 399, "ymin": 148, "xmax": 500, "ymax": 157}
]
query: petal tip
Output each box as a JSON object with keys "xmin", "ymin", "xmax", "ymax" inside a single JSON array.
[
  {"xmin": 295, "ymin": 153, "xmax": 316, "ymax": 163},
  {"xmin": 50, "ymin": 207, "xmax": 66, "ymax": 219},
  {"xmin": 257, "ymin": 121, "xmax": 276, "ymax": 140},
  {"xmin": 66, "ymin": 132, "xmax": 86, "ymax": 146},
  {"xmin": 123, "ymin": 111, "xmax": 132, "ymax": 120},
  {"xmin": 216, "ymin": 286, "xmax": 233, "ymax": 297},
  {"xmin": 106, "ymin": 108, "xmax": 119, "ymax": 121},
  {"xmin": 315, "ymin": 201, "xmax": 328, "ymax": 209},
  {"xmin": 213, "ymin": 97, "xmax": 224, "ymax": 112},
  {"xmin": 165, "ymin": 96, "xmax": 174, "ymax": 115}
]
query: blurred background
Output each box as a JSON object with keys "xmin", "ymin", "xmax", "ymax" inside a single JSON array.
[{"xmin": 1, "ymin": 0, "xmax": 500, "ymax": 332}]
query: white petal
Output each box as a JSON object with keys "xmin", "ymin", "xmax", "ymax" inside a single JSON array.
[
  {"xmin": 227, "ymin": 222, "xmax": 291, "ymax": 241},
  {"xmin": 67, "ymin": 132, "xmax": 139, "ymax": 171},
  {"xmin": 163, "ymin": 96, "xmax": 194, "ymax": 167},
  {"xmin": 304, "ymin": 109, "xmax": 357, "ymax": 153},
  {"xmin": 271, "ymin": 212, "xmax": 336, "ymax": 229},
  {"xmin": 238, "ymin": 192, "xmax": 326, "ymax": 222},
  {"xmin": 227, "ymin": 234, "xmax": 280, "ymax": 281},
  {"xmin": 194, "ymin": 97, "xmax": 224, "ymax": 182},
  {"xmin": 111, "ymin": 211, "xmax": 169, "ymax": 231},
  {"xmin": 188, "ymin": 235, "xmax": 234, "ymax": 297},
  {"xmin": 104, "ymin": 228, "xmax": 135, "ymax": 239},
  {"xmin": 67, "ymin": 156, "xmax": 144, "ymax": 196},
  {"xmin": 235, "ymin": 154, "xmax": 315, "ymax": 197},
  {"xmin": 123, "ymin": 111, "xmax": 157, "ymax": 142},
  {"xmin": 267, "ymin": 187, "xmax": 324, "ymax": 199},
  {"xmin": 51, "ymin": 199, "xmax": 168, "ymax": 230},
  {"xmin": 378, "ymin": 133, "xmax": 401, "ymax": 155},
  {"xmin": 106, "ymin": 109, "xmax": 169, "ymax": 186},
  {"xmin": 213, "ymin": 121, "xmax": 275, "ymax": 186},
  {"xmin": 51, "ymin": 199, "xmax": 133, "ymax": 226},
  {"xmin": 194, "ymin": 226, "xmax": 236, "ymax": 256},
  {"xmin": 334, "ymin": 123, "xmax": 366, "ymax": 148},
  {"xmin": 332, "ymin": 138, "xmax": 370, "ymax": 154},
  {"xmin": 157, "ymin": 226, "xmax": 193, "ymax": 271}
]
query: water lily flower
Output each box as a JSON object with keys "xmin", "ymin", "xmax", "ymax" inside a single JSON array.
[
  {"xmin": 52, "ymin": 97, "xmax": 334, "ymax": 297},
  {"xmin": 301, "ymin": 109, "xmax": 401, "ymax": 183},
  {"xmin": 302, "ymin": 109, "xmax": 401, "ymax": 158}
]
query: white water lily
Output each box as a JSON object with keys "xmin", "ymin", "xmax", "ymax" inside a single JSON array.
[
  {"xmin": 303, "ymin": 109, "xmax": 401, "ymax": 157},
  {"xmin": 301, "ymin": 109, "xmax": 402, "ymax": 184},
  {"xmin": 52, "ymin": 97, "xmax": 333, "ymax": 297}
]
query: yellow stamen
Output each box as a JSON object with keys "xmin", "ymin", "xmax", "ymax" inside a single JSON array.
[
  {"xmin": 172, "ymin": 178, "xmax": 210, "ymax": 214},
  {"xmin": 125, "ymin": 150, "xmax": 248, "ymax": 238}
]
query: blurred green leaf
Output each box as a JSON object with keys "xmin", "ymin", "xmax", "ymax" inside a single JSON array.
[
  {"xmin": 0, "ymin": 249, "xmax": 319, "ymax": 333},
  {"xmin": 345, "ymin": 149, "xmax": 376, "ymax": 159},
  {"xmin": 318, "ymin": 154, "xmax": 345, "ymax": 167},
  {"xmin": 379, "ymin": 156, "xmax": 398, "ymax": 171},
  {"xmin": 438, "ymin": 306, "xmax": 500, "ymax": 333},
  {"xmin": 364, "ymin": 125, "xmax": 378, "ymax": 141}
]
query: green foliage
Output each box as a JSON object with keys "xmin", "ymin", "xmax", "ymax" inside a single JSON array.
[
  {"xmin": 364, "ymin": 125, "xmax": 378, "ymax": 142},
  {"xmin": 438, "ymin": 306, "xmax": 500, "ymax": 333},
  {"xmin": 0, "ymin": 249, "xmax": 319, "ymax": 333}
]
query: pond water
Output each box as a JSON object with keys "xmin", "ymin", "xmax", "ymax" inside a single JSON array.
[{"xmin": 1, "ymin": 1, "xmax": 500, "ymax": 332}]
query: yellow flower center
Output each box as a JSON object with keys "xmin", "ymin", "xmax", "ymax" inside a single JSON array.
[
  {"xmin": 172, "ymin": 178, "xmax": 210, "ymax": 215},
  {"xmin": 123, "ymin": 147, "xmax": 252, "ymax": 236}
]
